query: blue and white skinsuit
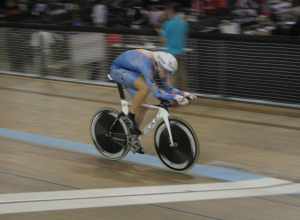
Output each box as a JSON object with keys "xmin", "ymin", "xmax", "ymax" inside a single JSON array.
[{"xmin": 110, "ymin": 49, "xmax": 182, "ymax": 101}]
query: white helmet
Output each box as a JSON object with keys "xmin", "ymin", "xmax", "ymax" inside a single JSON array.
[{"xmin": 153, "ymin": 51, "xmax": 178, "ymax": 74}]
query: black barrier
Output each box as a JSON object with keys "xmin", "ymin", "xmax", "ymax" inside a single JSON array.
[{"xmin": 0, "ymin": 22, "xmax": 300, "ymax": 108}]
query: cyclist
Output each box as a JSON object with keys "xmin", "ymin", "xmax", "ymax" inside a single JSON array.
[{"xmin": 109, "ymin": 49, "xmax": 196, "ymax": 153}]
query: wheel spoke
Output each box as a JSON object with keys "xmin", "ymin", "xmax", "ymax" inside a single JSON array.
[{"xmin": 110, "ymin": 132, "xmax": 128, "ymax": 139}]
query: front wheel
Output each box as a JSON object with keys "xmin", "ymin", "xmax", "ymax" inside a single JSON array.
[
  {"xmin": 154, "ymin": 117, "xmax": 199, "ymax": 171},
  {"xmin": 90, "ymin": 108, "xmax": 130, "ymax": 160}
]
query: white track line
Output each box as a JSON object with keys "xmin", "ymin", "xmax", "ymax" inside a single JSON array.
[{"xmin": 0, "ymin": 178, "xmax": 299, "ymax": 215}]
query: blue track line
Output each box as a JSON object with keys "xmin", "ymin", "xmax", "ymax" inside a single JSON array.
[{"xmin": 0, "ymin": 128, "xmax": 262, "ymax": 182}]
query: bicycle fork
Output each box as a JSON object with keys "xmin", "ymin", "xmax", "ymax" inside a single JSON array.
[{"xmin": 157, "ymin": 108, "xmax": 176, "ymax": 147}]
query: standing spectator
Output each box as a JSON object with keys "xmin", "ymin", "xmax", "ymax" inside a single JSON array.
[
  {"xmin": 30, "ymin": 31, "xmax": 56, "ymax": 76},
  {"xmin": 159, "ymin": 2, "xmax": 189, "ymax": 90},
  {"xmin": 89, "ymin": 0, "xmax": 107, "ymax": 80},
  {"xmin": 91, "ymin": 0, "xmax": 107, "ymax": 27}
]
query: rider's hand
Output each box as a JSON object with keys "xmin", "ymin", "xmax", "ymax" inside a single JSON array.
[
  {"xmin": 183, "ymin": 92, "xmax": 197, "ymax": 101},
  {"xmin": 174, "ymin": 95, "xmax": 189, "ymax": 106}
]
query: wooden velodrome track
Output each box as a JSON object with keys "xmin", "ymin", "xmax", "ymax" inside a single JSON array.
[{"xmin": 0, "ymin": 74, "xmax": 300, "ymax": 220}]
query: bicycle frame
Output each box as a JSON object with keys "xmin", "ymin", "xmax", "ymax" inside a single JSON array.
[
  {"xmin": 107, "ymin": 74, "xmax": 175, "ymax": 147},
  {"xmin": 120, "ymin": 99, "xmax": 175, "ymax": 147}
]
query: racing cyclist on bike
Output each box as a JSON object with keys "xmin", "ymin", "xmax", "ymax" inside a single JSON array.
[{"xmin": 109, "ymin": 49, "xmax": 196, "ymax": 153}]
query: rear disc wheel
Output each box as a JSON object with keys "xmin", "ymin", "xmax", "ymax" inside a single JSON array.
[{"xmin": 90, "ymin": 108, "xmax": 130, "ymax": 160}]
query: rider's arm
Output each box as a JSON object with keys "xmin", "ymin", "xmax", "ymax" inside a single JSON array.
[
  {"xmin": 161, "ymin": 75, "xmax": 184, "ymax": 96},
  {"xmin": 156, "ymin": 76, "xmax": 196, "ymax": 103},
  {"xmin": 142, "ymin": 70, "xmax": 192, "ymax": 105},
  {"xmin": 136, "ymin": 55, "xmax": 183, "ymax": 101},
  {"xmin": 141, "ymin": 67, "xmax": 177, "ymax": 101}
]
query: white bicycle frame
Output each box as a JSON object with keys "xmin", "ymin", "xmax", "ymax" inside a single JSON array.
[
  {"xmin": 120, "ymin": 99, "xmax": 175, "ymax": 147},
  {"xmin": 107, "ymin": 74, "xmax": 175, "ymax": 147}
]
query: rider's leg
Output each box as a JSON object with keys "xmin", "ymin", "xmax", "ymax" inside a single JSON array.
[
  {"xmin": 135, "ymin": 106, "xmax": 148, "ymax": 127},
  {"xmin": 129, "ymin": 77, "xmax": 149, "ymax": 133}
]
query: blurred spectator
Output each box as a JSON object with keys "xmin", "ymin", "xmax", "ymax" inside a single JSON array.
[
  {"xmin": 146, "ymin": 4, "xmax": 165, "ymax": 28},
  {"xmin": 31, "ymin": 1, "xmax": 48, "ymax": 16},
  {"xmin": 2, "ymin": 0, "xmax": 299, "ymax": 38},
  {"xmin": 106, "ymin": 34, "xmax": 123, "ymax": 46},
  {"xmin": 159, "ymin": 2, "xmax": 188, "ymax": 89},
  {"xmin": 219, "ymin": 19, "xmax": 241, "ymax": 33},
  {"xmin": 233, "ymin": 0, "xmax": 259, "ymax": 23},
  {"xmin": 91, "ymin": 0, "xmax": 107, "ymax": 26},
  {"xmin": 255, "ymin": 15, "xmax": 275, "ymax": 35},
  {"xmin": 5, "ymin": 0, "xmax": 22, "ymax": 21},
  {"xmin": 30, "ymin": 31, "xmax": 56, "ymax": 76}
]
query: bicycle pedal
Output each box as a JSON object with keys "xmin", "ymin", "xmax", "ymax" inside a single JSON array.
[
  {"xmin": 135, "ymin": 147, "xmax": 144, "ymax": 154},
  {"xmin": 132, "ymin": 145, "xmax": 144, "ymax": 154},
  {"xmin": 130, "ymin": 136, "xmax": 144, "ymax": 154},
  {"xmin": 118, "ymin": 114, "xmax": 137, "ymax": 132}
]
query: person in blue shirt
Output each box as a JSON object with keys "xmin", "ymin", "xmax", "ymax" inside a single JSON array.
[
  {"xmin": 110, "ymin": 49, "xmax": 196, "ymax": 152},
  {"xmin": 159, "ymin": 2, "xmax": 188, "ymax": 89},
  {"xmin": 160, "ymin": 5, "xmax": 188, "ymax": 55}
]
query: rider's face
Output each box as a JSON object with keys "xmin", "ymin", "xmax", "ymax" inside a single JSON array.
[{"xmin": 157, "ymin": 65, "xmax": 168, "ymax": 79}]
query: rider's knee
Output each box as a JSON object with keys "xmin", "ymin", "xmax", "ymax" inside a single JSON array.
[
  {"xmin": 135, "ymin": 78, "xmax": 149, "ymax": 94},
  {"xmin": 138, "ymin": 84, "xmax": 149, "ymax": 95},
  {"xmin": 143, "ymin": 86, "xmax": 150, "ymax": 95}
]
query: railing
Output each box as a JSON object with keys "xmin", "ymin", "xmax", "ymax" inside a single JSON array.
[{"xmin": 1, "ymin": 23, "xmax": 300, "ymax": 108}]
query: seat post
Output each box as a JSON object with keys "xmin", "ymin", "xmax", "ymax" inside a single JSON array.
[
  {"xmin": 117, "ymin": 83, "xmax": 126, "ymax": 100},
  {"xmin": 108, "ymin": 74, "xmax": 126, "ymax": 100}
]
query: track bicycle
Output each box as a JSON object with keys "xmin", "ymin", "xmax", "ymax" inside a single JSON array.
[{"xmin": 90, "ymin": 75, "xmax": 200, "ymax": 171}]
